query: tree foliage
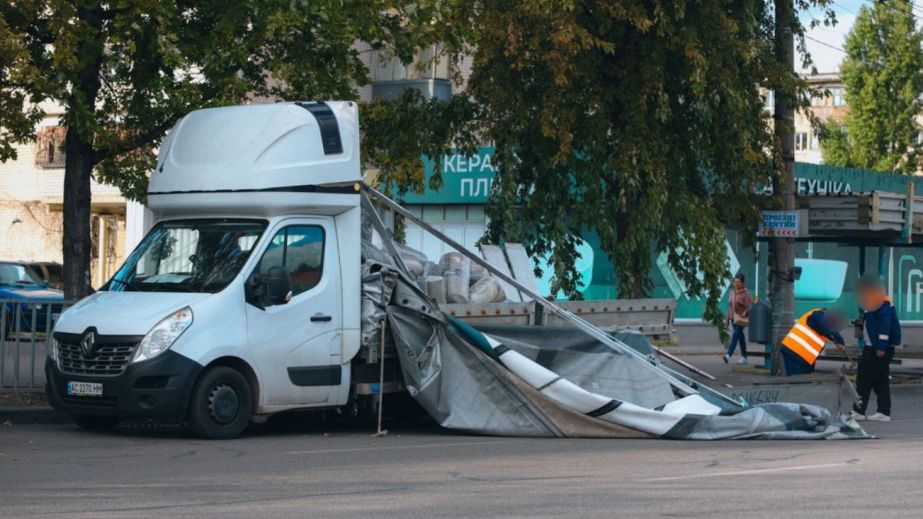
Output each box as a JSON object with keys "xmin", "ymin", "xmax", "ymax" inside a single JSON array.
[
  {"xmin": 446, "ymin": 0, "xmax": 817, "ymax": 328},
  {"xmin": 0, "ymin": 0, "xmax": 459, "ymax": 297},
  {"xmin": 820, "ymin": 1, "xmax": 923, "ymax": 172}
]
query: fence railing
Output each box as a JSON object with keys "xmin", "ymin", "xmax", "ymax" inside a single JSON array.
[{"xmin": 1, "ymin": 298, "xmax": 73, "ymax": 391}]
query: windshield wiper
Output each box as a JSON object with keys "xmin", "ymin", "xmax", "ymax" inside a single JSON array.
[
  {"xmin": 109, "ymin": 278, "xmax": 143, "ymax": 292},
  {"xmin": 161, "ymin": 282, "xmax": 197, "ymax": 293}
]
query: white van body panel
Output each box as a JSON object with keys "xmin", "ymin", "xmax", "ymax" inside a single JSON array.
[
  {"xmin": 244, "ymin": 216, "xmax": 343, "ymax": 408},
  {"xmin": 335, "ymin": 206, "xmax": 362, "ymax": 361},
  {"xmin": 54, "ymin": 291, "xmax": 209, "ymax": 336},
  {"xmin": 150, "ymin": 102, "xmax": 360, "ymax": 196}
]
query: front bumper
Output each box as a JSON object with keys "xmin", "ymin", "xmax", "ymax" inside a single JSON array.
[{"xmin": 45, "ymin": 351, "xmax": 203, "ymax": 420}]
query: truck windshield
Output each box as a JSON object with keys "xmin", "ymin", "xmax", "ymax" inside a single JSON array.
[{"xmin": 106, "ymin": 219, "xmax": 267, "ymax": 294}]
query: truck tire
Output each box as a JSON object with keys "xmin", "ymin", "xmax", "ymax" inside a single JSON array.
[
  {"xmin": 188, "ymin": 366, "xmax": 252, "ymax": 440},
  {"xmin": 72, "ymin": 414, "xmax": 120, "ymax": 431}
]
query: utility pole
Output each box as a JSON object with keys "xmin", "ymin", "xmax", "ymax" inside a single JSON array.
[{"xmin": 770, "ymin": 0, "xmax": 796, "ymax": 375}]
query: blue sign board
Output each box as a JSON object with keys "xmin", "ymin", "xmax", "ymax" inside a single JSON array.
[{"xmin": 760, "ymin": 211, "xmax": 800, "ymax": 237}]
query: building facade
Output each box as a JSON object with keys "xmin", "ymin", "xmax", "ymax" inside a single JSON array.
[
  {"xmin": 793, "ymin": 72, "xmax": 849, "ymax": 165},
  {"xmin": 0, "ymin": 101, "xmax": 128, "ymax": 288}
]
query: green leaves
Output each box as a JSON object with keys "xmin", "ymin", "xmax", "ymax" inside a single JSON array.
[
  {"xmin": 0, "ymin": 0, "xmax": 470, "ymax": 200},
  {"xmin": 821, "ymin": 2, "xmax": 923, "ymax": 173},
  {"xmin": 460, "ymin": 0, "xmax": 780, "ymax": 327}
]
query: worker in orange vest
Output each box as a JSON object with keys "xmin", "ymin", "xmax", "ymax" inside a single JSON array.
[{"xmin": 780, "ymin": 308, "xmax": 847, "ymax": 376}]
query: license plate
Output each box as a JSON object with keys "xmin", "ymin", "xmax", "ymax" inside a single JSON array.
[{"xmin": 66, "ymin": 381, "xmax": 103, "ymax": 397}]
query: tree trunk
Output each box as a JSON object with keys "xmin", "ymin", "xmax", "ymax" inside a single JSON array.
[
  {"xmin": 61, "ymin": 5, "xmax": 105, "ymax": 300},
  {"xmin": 770, "ymin": 0, "xmax": 796, "ymax": 375},
  {"xmin": 615, "ymin": 208, "xmax": 647, "ymax": 299},
  {"xmin": 62, "ymin": 129, "xmax": 95, "ymax": 300}
]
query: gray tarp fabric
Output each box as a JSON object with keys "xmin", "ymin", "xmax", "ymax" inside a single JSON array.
[{"xmin": 361, "ymin": 242, "xmax": 868, "ymax": 439}]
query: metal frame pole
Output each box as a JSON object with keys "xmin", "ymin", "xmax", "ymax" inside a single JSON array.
[
  {"xmin": 361, "ymin": 184, "xmax": 736, "ymax": 406},
  {"xmin": 0, "ymin": 303, "xmax": 6, "ymax": 388},
  {"xmin": 29, "ymin": 305, "xmax": 37, "ymax": 389}
]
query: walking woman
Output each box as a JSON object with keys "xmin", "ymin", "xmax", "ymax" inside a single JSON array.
[{"xmin": 723, "ymin": 273, "xmax": 753, "ymax": 365}]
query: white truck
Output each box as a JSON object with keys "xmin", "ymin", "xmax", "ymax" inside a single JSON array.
[
  {"xmin": 44, "ymin": 101, "xmax": 864, "ymax": 442},
  {"xmin": 46, "ymin": 102, "xmax": 389, "ymax": 439}
]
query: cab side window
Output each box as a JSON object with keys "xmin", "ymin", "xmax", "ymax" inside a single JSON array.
[{"xmin": 255, "ymin": 225, "xmax": 325, "ymax": 298}]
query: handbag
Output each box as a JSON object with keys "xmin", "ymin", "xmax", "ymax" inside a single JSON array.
[{"xmin": 731, "ymin": 290, "xmax": 749, "ymax": 326}]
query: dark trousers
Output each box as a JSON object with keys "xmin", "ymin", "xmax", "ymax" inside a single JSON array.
[
  {"xmin": 781, "ymin": 347, "xmax": 814, "ymax": 375},
  {"xmin": 726, "ymin": 324, "xmax": 748, "ymax": 357},
  {"xmin": 855, "ymin": 346, "xmax": 894, "ymax": 416}
]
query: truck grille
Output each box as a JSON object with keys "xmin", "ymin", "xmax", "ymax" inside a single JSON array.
[{"xmin": 57, "ymin": 341, "xmax": 137, "ymax": 376}]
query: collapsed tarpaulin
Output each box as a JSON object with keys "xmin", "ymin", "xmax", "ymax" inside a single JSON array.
[{"xmin": 360, "ymin": 246, "xmax": 868, "ymax": 439}]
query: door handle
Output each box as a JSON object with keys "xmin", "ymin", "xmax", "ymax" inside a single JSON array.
[{"xmin": 310, "ymin": 313, "xmax": 332, "ymax": 323}]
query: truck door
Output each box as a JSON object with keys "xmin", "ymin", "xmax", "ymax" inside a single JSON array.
[{"xmin": 245, "ymin": 219, "xmax": 343, "ymax": 407}]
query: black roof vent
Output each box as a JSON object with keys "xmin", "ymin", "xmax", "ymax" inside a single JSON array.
[{"xmin": 296, "ymin": 102, "xmax": 343, "ymax": 155}]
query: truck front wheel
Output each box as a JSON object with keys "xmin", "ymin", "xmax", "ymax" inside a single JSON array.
[{"xmin": 188, "ymin": 366, "xmax": 252, "ymax": 439}]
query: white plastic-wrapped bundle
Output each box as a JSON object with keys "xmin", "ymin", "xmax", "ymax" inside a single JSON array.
[
  {"xmin": 440, "ymin": 252, "xmax": 470, "ymax": 303},
  {"xmin": 400, "ymin": 254, "xmax": 424, "ymax": 276},
  {"xmin": 425, "ymin": 276, "xmax": 447, "ymax": 304},
  {"xmin": 469, "ymin": 262, "xmax": 489, "ymax": 284},
  {"xmin": 469, "ymin": 277, "xmax": 507, "ymax": 303},
  {"xmin": 423, "ymin": 261, "xmax": 442, "ymax": 277},
  {"xmin": 396, "ymin": 243, "xmax": 428, "ymax": 277}
]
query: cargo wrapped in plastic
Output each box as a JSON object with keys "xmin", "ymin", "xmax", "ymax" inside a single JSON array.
[
  {"xmin": 425, "ymin": 275, "xmax": 447, "ymax": 305},
  {"xmin": 440, "ymin": 252, "xmax": 470, "ymax": 303},
  {"xmin": 469, "ymin": 276, "xmax": 507, "ymax": 303}
]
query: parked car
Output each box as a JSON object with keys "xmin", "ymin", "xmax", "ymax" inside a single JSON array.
[
  {"xmin": 27, "ymin": 261, "xmax": 64, "ymax": 290},
  {"xmin": 0, "ymin": 260, "xmax": 65, "ymax": 340}
]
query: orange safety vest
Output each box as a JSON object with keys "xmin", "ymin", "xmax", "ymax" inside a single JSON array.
[{"xmin": 781, "ymin": 309, "xmax": 828, "ymax": 365}]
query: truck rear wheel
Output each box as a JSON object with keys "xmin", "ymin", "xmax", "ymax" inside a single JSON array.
[{"xmin": 188, "ymin": 366, "xmax": 252, "ymax": 439}]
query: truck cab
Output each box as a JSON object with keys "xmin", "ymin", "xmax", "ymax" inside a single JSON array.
[{"xmin": 45, "ymin": 102, "xmax": 368, "ymax": 438}]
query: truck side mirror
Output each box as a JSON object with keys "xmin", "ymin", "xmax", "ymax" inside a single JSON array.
[
  {"xmin": 264, "ymin": 266, "xmax": 292, "ymax": 306},
  {"xmin": 244, "ymin": 274, "xmax": 265, "ymax": 310}
]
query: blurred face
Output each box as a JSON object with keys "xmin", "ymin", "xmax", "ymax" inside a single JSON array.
[
  {"xmin": 859, "ymin": 285, "xmax": 882, "ymax": 311},
  {"xmin": 733, "ymin": 278, "xmax": 744, "ymax": 290}
]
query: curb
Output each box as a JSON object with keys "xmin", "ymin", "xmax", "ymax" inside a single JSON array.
[{"xmin": 0, "ymin": 406, "xmax": 68, "ymax": 425}]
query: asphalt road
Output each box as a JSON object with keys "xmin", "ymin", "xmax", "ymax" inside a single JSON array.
[{"xmin": 1, "ymin": 385, "xmax": 921, "ymax": 519}]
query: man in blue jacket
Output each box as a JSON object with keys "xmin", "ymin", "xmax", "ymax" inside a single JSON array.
[{"xmin": 852, "ymin": 275, "xmax": 901, "ymax": 422}]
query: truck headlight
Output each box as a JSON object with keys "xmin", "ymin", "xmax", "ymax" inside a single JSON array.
[
  {"xmin": 48, "ymin": 335, "xmax": 59, "ymax": 366},
  {"xmin": 132, "ymin": 307, "xmax": 193, "ymax": 364}
]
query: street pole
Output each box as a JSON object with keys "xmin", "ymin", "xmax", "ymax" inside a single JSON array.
[{"xmin": 770, "ymin": 0, "xmax": 796, "ymax": 376}]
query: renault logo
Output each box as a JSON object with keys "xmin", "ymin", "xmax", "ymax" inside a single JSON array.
[{"xmin": 81, "ymin": 330, "xmax": 96, "ymax": 357}]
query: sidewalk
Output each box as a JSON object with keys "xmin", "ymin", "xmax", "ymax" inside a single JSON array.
[{"xmin": 0, "ymin": 391, "xmax": 61, "ymax": 425}]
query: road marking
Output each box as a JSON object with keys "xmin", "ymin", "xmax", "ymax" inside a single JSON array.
[
  {"xmin": 284, "ymin": 439, "xmax": 516, "ymax": 455},
  {"xmin": 641, "ymin": 462, "xmax": 848, "ymax": 482}
]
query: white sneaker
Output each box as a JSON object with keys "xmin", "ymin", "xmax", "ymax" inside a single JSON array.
[
  {"xmin": 737, "ymin": 357, "xmax": 747, "ymax": 365},
  {"xmin": 852, "ymin": 413, "xmax": 867, "ymax": 422},
  {"xmin": 722, "ymin": 355, "xmax": 730, "ymax": 364},
  {"xmin": 866, "ymin": 413, "xmax": 891, "ymax": 422}
]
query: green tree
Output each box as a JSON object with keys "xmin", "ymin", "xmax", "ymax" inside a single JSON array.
[
  {"xmin": 444, "ymin": 0, "xmax": 815, "ymax": 328},
  {"xmin": 0, "ymin": 0, "xmax": 458, "ymax": 298},
  {"xmin": 820, "ymin": 1, "xmax": 923, "ymax": 172}
]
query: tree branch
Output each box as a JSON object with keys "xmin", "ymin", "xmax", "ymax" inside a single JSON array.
[{"xmin": 92, "ymin": 114, "xmax": 183, "ymax": 165}]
